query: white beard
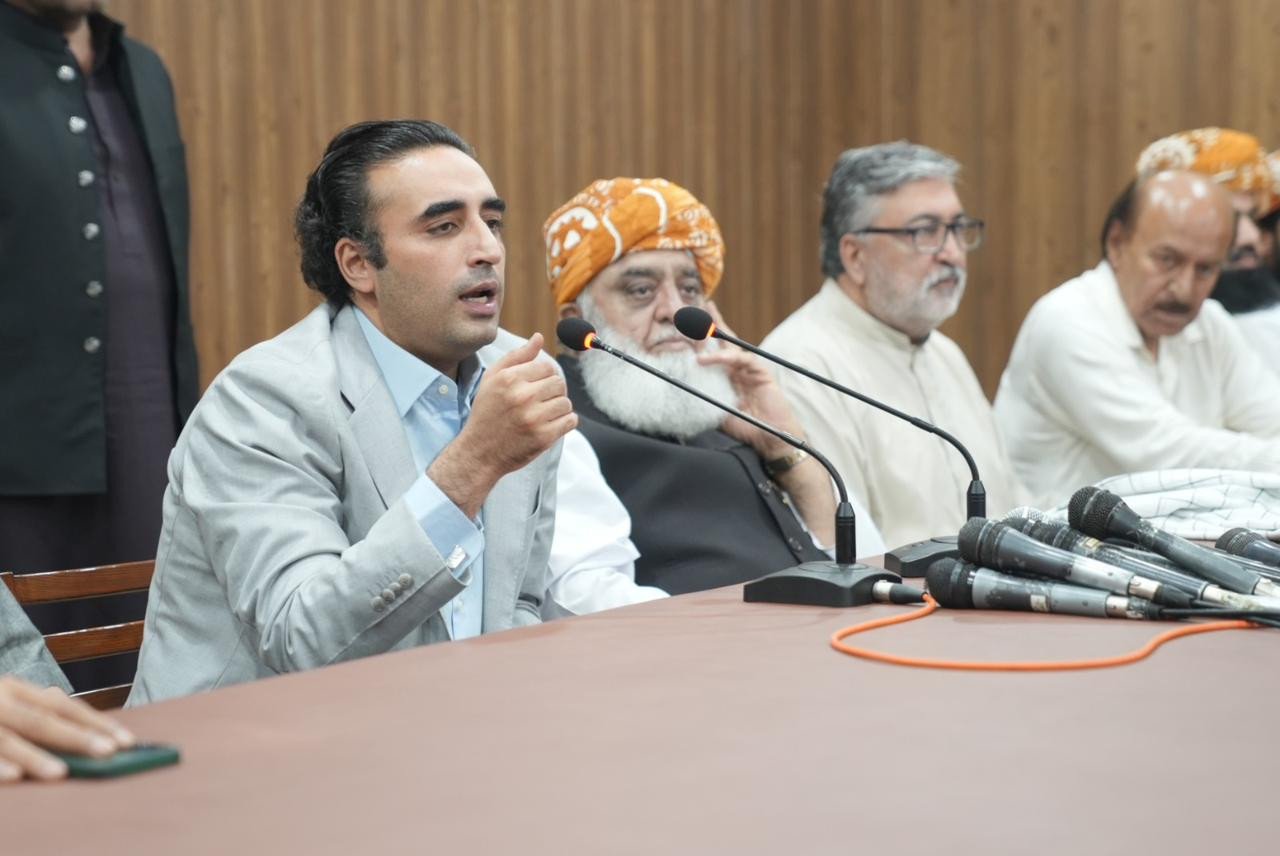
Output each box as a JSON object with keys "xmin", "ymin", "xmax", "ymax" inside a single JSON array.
[{"xmin": 576, "ymin": 318, "xmax": 739, "ymax": 440}]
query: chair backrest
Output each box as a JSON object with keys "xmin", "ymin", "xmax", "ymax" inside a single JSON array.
[{"xmin": 1, "ymin": 560, "xmax": 154, "ymax": 710}]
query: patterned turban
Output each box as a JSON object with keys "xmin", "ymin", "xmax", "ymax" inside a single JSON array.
[
  {"xmin": 1264, "ymin": 150, "xmax": 1280, "ymax": 218},
  {"xmin": 1135, "ymin": 128, "xmax": 1274, "ymax": 209},
  {"xmin": 544, "ymin": 178, "xmax": 724, "ymax": 307}
]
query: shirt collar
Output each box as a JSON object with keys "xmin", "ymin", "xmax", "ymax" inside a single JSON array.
[
  {"xmin": 354, "ymin": 307, "xmax": 482, "ymax": 417},
  {"xmin": 0, "ymin": 3, "xmax": 121, "ymax": 57},
  {"xmin": 816, "ymin": 278, "xmax": 928, "ymax": 354}
]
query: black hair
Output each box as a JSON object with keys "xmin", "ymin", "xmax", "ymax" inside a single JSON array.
[
  {"xmin": 1099, "ymin": 179, "xmax": 1139, "ymax": 263},
  {"xmin": 294, "ymin": 119, "xmax": 475, "ymax": 307}
]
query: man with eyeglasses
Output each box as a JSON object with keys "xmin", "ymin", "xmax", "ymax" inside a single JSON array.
[
  {"xmin": 995, "ymin": 170, "xmax": 1280, "ymax": 507},
  {"xmin": 762, "ymin": 142, "xmax": 1027, "ymax": 548}
]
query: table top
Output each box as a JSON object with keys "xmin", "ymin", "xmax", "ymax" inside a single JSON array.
[{"xmin": 6, "ymin": 584, "xmax": 1276, "ymax": 855}]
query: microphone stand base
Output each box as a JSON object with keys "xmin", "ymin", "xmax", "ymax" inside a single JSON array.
[
  {"xmin": 743, "ymin": 562, "xmax": 902, "ymax": 607},
  {"xmin": 884, "ymin": 536, "xmax": 959, "ymax": 578}
]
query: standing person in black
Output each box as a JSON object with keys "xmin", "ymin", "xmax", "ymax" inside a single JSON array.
[
  {"xmin": 542, "ymin": 178, "xmax": 884, "ymax": 595},
  {"xmin": 0, "ymin": 0, "xmax": 197, "ymax": 690}
]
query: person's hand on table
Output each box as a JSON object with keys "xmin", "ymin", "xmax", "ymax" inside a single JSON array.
[{"xmin": 0, "ymin": 675, "xmax": 135, "ymax": 782}]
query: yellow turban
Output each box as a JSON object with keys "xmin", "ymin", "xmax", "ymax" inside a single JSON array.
[
  {"xmin": 1136, "ymin": 128, "xmax": 1274, "ymax": 209},
  {"xmin": 544, "ymin": 178, "xmax": 724, "ymax": 307}
]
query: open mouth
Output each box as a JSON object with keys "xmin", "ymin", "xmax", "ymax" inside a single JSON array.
[{"xmin": 459, "ymin": 282, "xmax": 499, "ymax": 305}]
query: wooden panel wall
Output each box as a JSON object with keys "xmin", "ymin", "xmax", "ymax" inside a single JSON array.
[{"xmin": 110, "ymin": 0, "xmax": 1280, "ymax": 396}]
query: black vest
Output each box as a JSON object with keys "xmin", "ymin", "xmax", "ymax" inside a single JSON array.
[{"xmin": 560, "ymin": 356, "xmax": 827, "ymax": 595}]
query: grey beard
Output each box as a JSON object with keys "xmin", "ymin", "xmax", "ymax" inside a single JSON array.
[{"xmin": 576, "ymin": 320, "xmax": 739, "ymax": 441}]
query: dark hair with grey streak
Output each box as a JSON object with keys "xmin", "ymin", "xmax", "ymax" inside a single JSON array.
[
  {"xmin": 819, "ymin": 142, "xmax": 960, "ymax": 278},
  {"xmin": 295, "ymin": 119, "xmax": 475, "ymax": 307}
]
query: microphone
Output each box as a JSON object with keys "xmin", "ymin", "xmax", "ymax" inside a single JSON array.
[
  {"xmin": 926, "ymin": 558, "xmax": 1164, "ymax": 620},
  {"xmin": 1216, "ymin": 528, "xmax": 1280, "ymax": 570},
  {"xmin": 1069, "ymin": 487, "xmax": 1280, "ymax": 598},
  {"xmin": 673, "ymin": 305, "xmax": 986, "ymax": 519},
  {"xmin": 957, "ymin": 518, "xmax": 1195, "ymax": 608},
  {"xmin": 1002, "ymin": 515, "xmax": 1274, "ymax": 612},
  {"xmin": 555, "ymin": 317, "xmax": 921, "ymax": 607}
]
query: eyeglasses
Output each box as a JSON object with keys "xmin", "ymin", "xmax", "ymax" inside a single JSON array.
[{"xmin": 853, "ymin": 217, "xmax": 985, "ymax": 254}]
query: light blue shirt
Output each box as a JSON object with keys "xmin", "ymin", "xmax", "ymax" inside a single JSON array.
[{"xmin": 355, "ymin": 308, "xmax": 485, "ymax": 640}]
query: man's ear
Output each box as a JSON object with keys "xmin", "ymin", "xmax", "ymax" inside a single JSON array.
[
  {"xmin": 838, "ymin": 233, "xmax": 866, "ymax": 286},
  {"xmin": 335, "ymin": 237, "xmax": 377, "ymax": 297},
  {"xmin": 558, "ymin": 301, "xmax": 582, "ymax": 320},
  {"xmin": 1103, "ymin": 221, "xmax": 1128, "ymax": 267}
]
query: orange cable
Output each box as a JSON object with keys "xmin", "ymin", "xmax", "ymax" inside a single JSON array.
[{"xmin": 830, "ymin": 594, "xmax": 1256, "ymax": 672}]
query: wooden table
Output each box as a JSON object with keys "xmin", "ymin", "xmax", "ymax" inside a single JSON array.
[{"xmin": 6, "ymin": 586, "xmax": 1275, "ymax": 855}]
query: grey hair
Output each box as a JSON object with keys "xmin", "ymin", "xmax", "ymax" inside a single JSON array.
[{"xmin": 819, "ymin": 142, "xmax": 960, "ymax": 278}]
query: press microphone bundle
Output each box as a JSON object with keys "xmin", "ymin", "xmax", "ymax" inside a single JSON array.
[
  {"xmin": 1217, "ymin": 527, "xmax": 1280, "ymax": 568},
  {"xmin": 555, "ymin": 317, "xmax": 924, "ymax": 608},
  {"xmin": 999, "ymin": 513, "xmax": 1276, "ymax": 612},
  {"xmin": 670, "ymin": 306, "xmax": 988, "ymax": 521},
  {"xmin": 1069, "ymin": 487, "xmax": 1280, "ymax": 599}
]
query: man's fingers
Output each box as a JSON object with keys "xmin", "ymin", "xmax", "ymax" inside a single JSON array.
[
  {"xmin": 35, "ymin": 686, "xmax": 134, "ymax": 748},
  {"xmin": 0, "ymin": 729, "xmax": 67, "ymax": 782},
  {"xmin": 490, "ymin": 332, "xmax": 544, "ymax": 371},
  {"xmin": 0, "ymin": 691, "xmax": 118, "ymax": 758}
]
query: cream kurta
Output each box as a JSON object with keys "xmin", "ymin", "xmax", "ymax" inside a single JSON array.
[
  {"xmin": 761, "ymin": 280, "xmax": 1028, "ymax": 548},
  {"xmin": 994, "ymin": 261, "xmax": 1280, "ymax": 508}
]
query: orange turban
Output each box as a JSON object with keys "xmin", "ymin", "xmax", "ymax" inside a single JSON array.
[
  {"xmin": 1265, "ymin": 150, "xmax": 1280, "ymax": 218},
  {"xmin": 1136, "ymin": 128, "xmax": 1274, "ymax": 210},
  {"xmin": 544, "ymin": 178, "xmax": 724, "ymax": 307}
]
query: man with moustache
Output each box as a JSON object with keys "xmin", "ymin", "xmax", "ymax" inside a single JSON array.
[
  {"xmin": 762, "ymin": 143, "xmax": 1026, "ymax": 548},
  {"xmin": 130, "ymin": 121, "xmax": 575, "ymax": 704},
  {"xmin": 545, "ymin": 178, "xmax": 884, "ymax": 595},
  {"xmin": 1135, "ymin": 130, "xmax": 1280, "ymax": 370},
  {"xmin": 995, "ymin": 170, "xmax": 1280, "ymax": 508}
]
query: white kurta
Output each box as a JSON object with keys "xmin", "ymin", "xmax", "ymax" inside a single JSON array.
[
  {"xmin": 761, "ymin": 280, "xmax": 1028, "ymax": 549},
  {"xmin": 994, "ymin": 261, "xmax": 1280, "ymax": 508}
]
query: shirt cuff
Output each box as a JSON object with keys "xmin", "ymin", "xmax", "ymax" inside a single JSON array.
[{"xmin": 403, "ymin": 474, "xmax": 485, "ymax": 580}]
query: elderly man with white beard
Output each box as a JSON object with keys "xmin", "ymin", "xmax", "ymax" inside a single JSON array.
[
  {"xmin": 544, "ymin": 178, "xmax": 884, "ymax": 595},
  {"xmin": 762, "ymin": 143, "xmax": 1027, "ymax": 548}
]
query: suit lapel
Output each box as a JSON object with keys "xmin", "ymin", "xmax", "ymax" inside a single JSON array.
[{"xmin": 331, "ymin": 306, "xmax": 418, "ymax": 509}]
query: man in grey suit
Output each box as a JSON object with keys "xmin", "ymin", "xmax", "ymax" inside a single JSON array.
[{"xmin": 130, "ymin": 120, "xmax": 576, "ymax": 704}]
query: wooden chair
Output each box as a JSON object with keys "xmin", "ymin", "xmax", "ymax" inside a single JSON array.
[{"xmin": 1, "ymin": 560, "xmax": 154, "ymax": 710}]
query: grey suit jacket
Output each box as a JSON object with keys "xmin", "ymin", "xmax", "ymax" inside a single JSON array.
[
  {"xmin": 0, "ymin": 585, "xmax": 71, "ymax": 691},
  {"xmin": 129, "ymin": 305, "xmax": 558, "ymax": 705}
]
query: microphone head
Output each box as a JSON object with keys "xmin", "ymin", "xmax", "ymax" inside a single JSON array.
[
  {"xmin": 673, "ymin": 306, "xmax": 716, "ymax": 341},
  {"xmin": 957, "ymin": 517, "xmax": 1000, "ymax": 566},
  {"xmin": 556, "ymin": 317, "xmax": 598, "ymax": 352},
  {"xmin": 1002, "ymin": 506, "xmax": 1046, "ymax": 523},
  {"xmin": 1066, "ymin": 486, "xmax": 1102, "ymax": 530},
  {"xmin": 925, "ymin": 558, "xmax": 975, "ymax": 608},
  {"xmin": 1217, "ymin": 527, "xmax": 1262, "ymax": 553}
]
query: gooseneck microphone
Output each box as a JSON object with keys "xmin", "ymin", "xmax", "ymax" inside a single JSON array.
[
  {"xmin": 1217, "ymin": 528, "xmax": 1280, "ymax": 569},
  {"xmin": 1069, "ymin": 487, "xmax": 1280, "ymax": 599},
  {"xmin": 555, "ymin": 317, "xmax": 921, "ymax": 607},
  {"xmin": 957, "ymin": 518, "xmax": 1195, "ymax": 608},
  {"xmin": 926, "ymin": 559, "xmax": 1163, "ymax": 620},
  {"xmin": 672, "ymin": 305, "xmax": 987, "ymax": 519}
]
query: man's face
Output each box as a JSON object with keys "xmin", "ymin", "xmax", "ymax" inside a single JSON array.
[
  {"xmin": 1225, "ymin": 191, "xmax": 1264, "ymax": 271},
  {"xmin": 357, "ymin": 146, "xmax": 505, "ymax": 374},
  {"xmin": 573, "ymin": 249, "xmax": 706, "ymax": 355},
  {"xmin": 850, "ymin": 178, "xmax": 969, "ymax": 341},
  {"xmin": 1108, "ymin": 173, "xmax": 1233, "ymax": 346}
]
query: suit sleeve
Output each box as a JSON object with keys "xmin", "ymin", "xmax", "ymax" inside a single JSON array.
[{"xmin": 174, "ymin": 357, "xmax": 473, "ymax": 673}]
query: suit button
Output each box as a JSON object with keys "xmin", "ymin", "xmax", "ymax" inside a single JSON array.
[
  {"xmin": 57, "ymin": 64, "xmax": 76, "ymax": 82},
  {"xmin": 398, "ymin": 573, "xmax": 413, "ymax": 587},
  {"xmin": 78, "ymin": 169, "xmax": 95, "ymax": 187},
  {"xmin": 83, "ymin": 336, "xmax": 101, "ymax": 354},
  {"xmin": 85, "ymin": 280, "xmax": 103, "ymax": 298},
  {"xmin": 68, "ymin": 115, "xmax": 87, "ymax": 134},
  {"xmin": 82, "ymin": 222, "xmax": 100, "ymax": 240},
  {"xmin": 371, "ymin": 596, "xmax": 385, "ymax": 612},
  {"xmin": 381, "ymin": 588, "xmax": 396, "ymax": 604},
  {"xmin": 787, "ymin": 537, "xmax": 803, "ymax": 552}
]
